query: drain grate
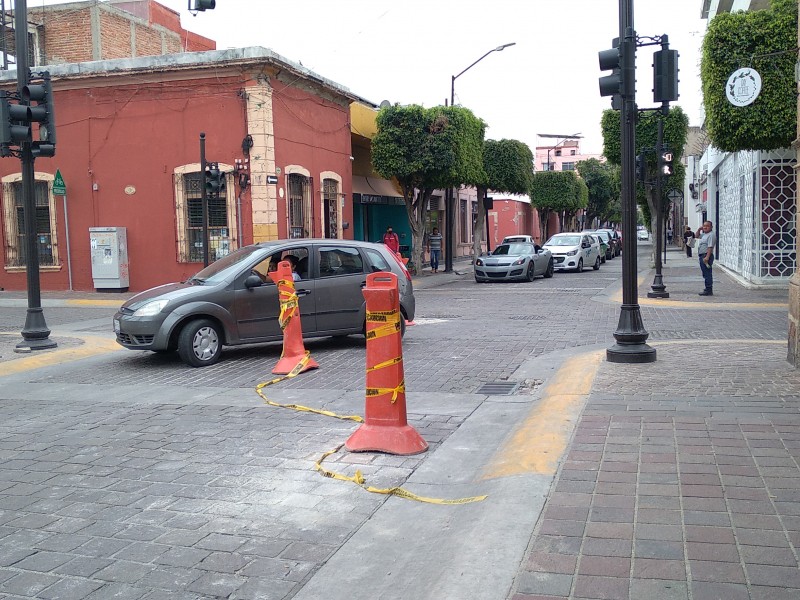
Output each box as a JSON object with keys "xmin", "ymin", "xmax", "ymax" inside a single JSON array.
[{"xmin": 476, "ymin": 381, "xmax": 520, "ymax": 395}]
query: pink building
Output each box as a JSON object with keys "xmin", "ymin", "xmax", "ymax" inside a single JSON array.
[{"xmin": 535, "ymin": 138, "xmax": 601, "ymax": 172}]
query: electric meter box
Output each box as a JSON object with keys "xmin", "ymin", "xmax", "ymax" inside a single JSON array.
[{"xmin": 89, "ymin": 227, "xmax": 129, "ymax": 291}]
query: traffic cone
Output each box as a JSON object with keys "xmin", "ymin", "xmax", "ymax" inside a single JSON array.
[
  {"xmin": 345, "ymin": 272, "xmax": 427, "ymax": 455},
  {"xmin": 268, "ymin": 260, "xmax": 319, "ymax": 375}
]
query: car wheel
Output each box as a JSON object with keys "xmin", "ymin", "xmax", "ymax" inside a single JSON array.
[
  {"xmin": 178, "ymin": 319, "xmax": 222, "ymax": 367},
  {"xmin": 544, "ymin": 259, "xmax": 554, "ymax": 278},
  {"xmin": 575, "ymin": 258, "xmax": 583, "ymax": 272},
  {"xmin": 601, "ymin": 254, "xmax": 606, "ymax": 264},
  {"xmin": 593, "ymin": 256, "xmax": 601, "ymax": 270},
  {"xmin": 526, "ymin": 263, "xmax": 536, "ymax": 282}
]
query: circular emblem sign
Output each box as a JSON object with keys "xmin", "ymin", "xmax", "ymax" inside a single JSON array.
[{"xmin": 726, "ymin": 68, "xmax": 761, "ymax": 107}]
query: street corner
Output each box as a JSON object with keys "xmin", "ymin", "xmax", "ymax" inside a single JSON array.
[
  {"xmin": 0, "ymin": 331, "xmax": 122, "ymax": 376},
  {"xmin": 481, "ymin": 348, "xmax": 605, "ymax": 479}
]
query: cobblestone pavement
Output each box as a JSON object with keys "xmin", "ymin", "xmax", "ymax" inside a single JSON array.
[{"xmin": 0, "ymin": 242, "xmax": 796, "ymax": 600}]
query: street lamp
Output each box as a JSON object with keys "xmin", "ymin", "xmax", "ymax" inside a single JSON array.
[{"xmin": 445, "ymin": 42, "xmax": 516, "ymax": 273}]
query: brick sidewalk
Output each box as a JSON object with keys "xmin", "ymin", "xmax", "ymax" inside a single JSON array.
[{"xmin": 513, "ymin": 341, "xmax": 800, "ymax": 600}]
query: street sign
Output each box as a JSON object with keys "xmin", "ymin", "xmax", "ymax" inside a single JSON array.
[
  {"xmin": 53, "ymin": 169, "xmax": 66, "ymax": 195},
  {"xmin": 667, "ymin": 188, "xmax": 683, "ymax": 203},
  {"xmin": 266, "ymin": 175, "xmax": 278, "ymax": 184}
]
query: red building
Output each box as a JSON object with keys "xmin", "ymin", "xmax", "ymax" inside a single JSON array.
[{"xmin": 0, "ymin": 47, "xmax": 362, "ymax": 292}]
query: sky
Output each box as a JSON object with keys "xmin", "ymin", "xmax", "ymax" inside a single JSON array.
[{"xmin": 38, "ymin": 0, "xmax": 709, "ymax": 156}]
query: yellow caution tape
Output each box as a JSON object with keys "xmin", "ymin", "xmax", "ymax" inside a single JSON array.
[
  {"xmin": 365, "ymin": 379, "xmax": 405, "ymax": 403},
  {"xmin": 314, "ymin": 445, "xmax": 488, "ymax": 505},
  {"xmin": 277, "ymin": 280, "xmax": 299, "ymax": 331},
  {"xmin": 365, "ymin": 309, "xmax": 401, "ymax": 341},
  {"xmin": 255, "ymin": 353, "xmax": 364, "ymax": 423}
]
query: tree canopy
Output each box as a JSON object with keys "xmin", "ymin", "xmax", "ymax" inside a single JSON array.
[
  {"xmin": 700, "ymin": 0, "xmax": 797, "ymax": 152},
  {"xmin": 576, "ymin": 158, "xmax": 618, "ymax": 227}
]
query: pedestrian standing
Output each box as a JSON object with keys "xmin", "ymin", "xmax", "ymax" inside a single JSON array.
[
  {"xmin": 696, "ymin": 220, "xmax": 716, "ymax": 296},
  {"xmin": 667, "ymin": 226, "xmax": 673, "ymax": 245},
  {"xmin": 682, "ymin": 226, "xmax": 695, "ymax": 258},
  {"xmin": 428, "ymin": 227, "xmax": 443, "ymax": 273},
  {"xmin": 382, "ymin": 226, "xmax": 400, "ymax": 254}
]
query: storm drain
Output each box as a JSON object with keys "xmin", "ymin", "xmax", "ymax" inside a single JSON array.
[{"xmin": 476, "ymin": 381, "xmax": 520, "ymax": 395}]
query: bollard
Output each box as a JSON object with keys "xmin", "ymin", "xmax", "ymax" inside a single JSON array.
[
  {"xmin": 345, "ymin": 272, "xmax": 427, "ymax": 455},
  {"xmin": 268, "ymin": 260, "xmax": 319, "ymax": 375}
]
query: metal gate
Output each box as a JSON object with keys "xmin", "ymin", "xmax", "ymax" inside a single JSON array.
[
  {"xmin": 288, "ymin": 174, "xmax": 310, "ymax": 238},
  {"xmin": 323, "ymin": 178, "xmax": 339, "ymax": 238}
]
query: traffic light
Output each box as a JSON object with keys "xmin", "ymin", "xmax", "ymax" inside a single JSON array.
[
  {"xmin": 23, "ymin": 72, "xmax": 56, "ymax": 157},
  {"xmin": 205, "ymin": 162, "xmax": 226, "ymax": 196},
  {"xmin": 653, "ymin": 48, "xmax": 679, "ymax": 103},
  {"xmin": 659, "ymin": 150, "xmax": 674, "ymax": 176},
  {"xmin": 0, "ymin": 96, "xmax": 31, "ymax": 150},
  {"xmin": 189, "ymin": 0, "xmax": 215, "ymax": 10},
  {"xmin": 635, "ymin": 153, "xmax": 646, "ymax": 184},
  {"xmin": 598, "ymin": 38, "xmax": 622, "ymax": 106}
]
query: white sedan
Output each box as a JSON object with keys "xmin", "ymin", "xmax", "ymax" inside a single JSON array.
[
  {"xmin": 543, "ymin": 233, "xmax": 602, "ymax": 272},
  {"xmin": 637, "ymin": 229, "xmax": 649, "ymax": 240}
]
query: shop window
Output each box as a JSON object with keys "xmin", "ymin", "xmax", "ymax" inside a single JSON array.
[
  {"xmin": 174, "ymin": 165, "xmax": 235, "ymax": 263},
  {"xmin": 2, "ymin": 174, "xmax": 58, "ymax": 269}
]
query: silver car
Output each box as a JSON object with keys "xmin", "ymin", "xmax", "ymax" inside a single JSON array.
[
  {"xmin": 113, "ymin": 240, "xmax": 415, "ymax": 367},
  {"xmin": 474, "ymin": 242, "xmax": 554, "ymax": 282}
]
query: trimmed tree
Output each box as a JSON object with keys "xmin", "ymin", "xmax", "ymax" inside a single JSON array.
[
  {"xmin": 576, "ymin": 158, "xmax": 618, "ymax": 228},
  {"xmin": 530, "ymin": 170, "xmax": 585, "ymax": 241},
  {"xmin": 372, "ymin": 104, "xmax": 485, "ymax": 272},
  {"xmin": 474, "ymin": 139, "xmax": 534, "ymax": 259},
  {"xmin": 701, "ymin": 0, "xmax": 797, "ymax": 152}
]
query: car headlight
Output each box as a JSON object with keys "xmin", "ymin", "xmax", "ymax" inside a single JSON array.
[
  {"xmin": 133, "ymin": 299, "xmax": 169, "ymax": 317},
  {"xmin": 567, "ymin": 249, "xmax": 579, "ymax": 256},
  {"xmin": 475, "ymin": 258, "xmax": 484, "ymax": 266},
  {"xmin": 513, "ymin": 257, "xmax": 525, "ymax": 265}
]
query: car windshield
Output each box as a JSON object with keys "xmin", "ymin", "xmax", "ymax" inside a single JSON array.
[
  {"xmin": 545, "ymin": 235, "xmax": 580, "ymax": 246},
  {"xmin": 186, "ymin": 245, "xmax": 266, "ymax": 285},
  {"xmin": 492, "ymin": 243, "xmax": 531, "ymax": 256},
  {"xmin": 594, "ymin": 232, "xmax": 610, "ymax": 242}
]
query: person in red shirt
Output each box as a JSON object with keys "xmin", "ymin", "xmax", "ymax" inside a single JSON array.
[{"xmin": 382, "ymin": 226, "xmax": 400, "ymax": 253}]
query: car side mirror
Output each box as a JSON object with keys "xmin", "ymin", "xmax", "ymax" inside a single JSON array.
[{"xmin": 245, "ymin": 274, "xmax": 263, "ymax": 289}]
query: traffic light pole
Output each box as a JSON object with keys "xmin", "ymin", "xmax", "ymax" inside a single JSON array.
[
  {"xmin": 15, "ymin": 0, "xmax": 55, "ymax": 352},
  {"xmin": 648, "ymin": 113, "xmax": 669, "ymax": 298},
  {"xmin": 607, "ymin": 0, "xmax": 656, "ymax": 363},
  {"xmin": 200, "ymin": 132, "xmax": 209, "ymax": 268}
]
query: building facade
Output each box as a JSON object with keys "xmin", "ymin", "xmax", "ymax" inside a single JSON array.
[{"xmin": 0, "ymin": 47, "xmax": 360, "ymax": 292}]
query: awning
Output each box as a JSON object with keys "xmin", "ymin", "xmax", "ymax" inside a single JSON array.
[{"xmin": 353, "ymin": 176, "xmax": 402, "ymax": 198}]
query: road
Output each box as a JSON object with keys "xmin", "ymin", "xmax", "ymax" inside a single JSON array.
[{"xmin": 0, "ymin": 241, "xmax": 791, "ymax": 600}]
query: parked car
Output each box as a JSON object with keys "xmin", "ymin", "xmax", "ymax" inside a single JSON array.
[
  {"xmin": 543, "ymin": 233, "xmax": 602, "ymax": 272},
  {"xmin": 501, "ymin": 234, "xmax": 536, "ymax": 245},
  {"xmin": 113, "ymin": 240, "xmax": 415, "ymax": 367},
  {"xmin": 474, "ymin": 242, "xmax": 554, "ymax": 282},
  {"xmin": 637, "ymin": 228, "xmax": 649, "ymax": 241},
  {"xmin": 595, "ymin": 228, "xmax": 621, "ymax": 257},
  {"xmin": 589, "ymin": 230, "xmax": 614, "ymax": 261}
]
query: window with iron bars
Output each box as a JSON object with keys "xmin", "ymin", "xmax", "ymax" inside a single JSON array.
[
  {"xmin": 3, "ymin": 180, "xmax": 57, "ymax": 267},
  {"xmin": 183, "ymin": 172, "xmax": 229, "ymax": 263},
  {"xmin": 288, "ymin": 173, "xmax": 309, "ymax": 238},
  {"xmin": 323, "ymin": 178, "xmax": 339, "ymax": 238}
]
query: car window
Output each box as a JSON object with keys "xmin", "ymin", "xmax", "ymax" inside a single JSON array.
[
  {"xmin": 189, "ymin": 245, "xmax": 265, "ymax": 284},
  {"xmin": 364, "ymin": 247, "xmax": 392, "ymax": 273},
  {"xmin": 318, "ymin": 246, "xmax": 364, "ymax": 278},
  {"xmin": 251, "ymin": 246, "xmax": 310, "ymax": 283},
  {"xmin": 545, "ymin": 235, "xmax": 580, "ymax": 246}
]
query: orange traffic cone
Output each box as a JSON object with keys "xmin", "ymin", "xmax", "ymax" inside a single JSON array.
[
  {"xmin": 268, "ymin": 260, "xmax": 319, "ymax": 375},
  {"xmin": 345, "ymin": 272, "xmax": 427, "ymax": 455}
]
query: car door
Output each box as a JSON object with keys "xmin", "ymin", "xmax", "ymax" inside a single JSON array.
[
  {"xmin": 233, "ymin": 245, "xmax": 316, "ymax": 341},
  {"xmin": 313, "ymin": 244, "xmax": 367, "ymax": 334}
]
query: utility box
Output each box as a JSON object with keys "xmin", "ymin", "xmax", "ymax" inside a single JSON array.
[{"xmin": 89, "ymin": 227, "xmax": 129, "ymax": 291}]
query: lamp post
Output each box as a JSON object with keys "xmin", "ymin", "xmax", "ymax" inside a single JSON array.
[{"xmin": 445, "ymin": 42, "xmax": 516, "ymax": 273}]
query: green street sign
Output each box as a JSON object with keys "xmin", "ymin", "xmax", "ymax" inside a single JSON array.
[{"xmin": 53, "ymin": 169, "xmax": 66, "ymax": 195}]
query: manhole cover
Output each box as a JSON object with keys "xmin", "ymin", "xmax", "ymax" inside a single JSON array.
[{"xmin": 477, "ymin": 381, "xmax": 520, "ymax": 395}]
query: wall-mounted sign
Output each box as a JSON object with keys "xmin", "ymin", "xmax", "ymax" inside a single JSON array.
[
  {"xmin": 124, "ymin": 186, "xmax": 136, "ymax": 195},
  {"xmin": 726, "ymin": 68, "xmax": 761, "ymax": 107},
  {"xmin": 266, "ymin": 175, "xmax": 278, "ymax": 184}
]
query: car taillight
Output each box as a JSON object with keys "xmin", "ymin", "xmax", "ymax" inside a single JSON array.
[{"xmin": 388, "ymin": 251, "xmax": 412, "ymax": 281}]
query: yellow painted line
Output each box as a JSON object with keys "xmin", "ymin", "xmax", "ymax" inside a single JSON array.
[
  {"xmin": 64, "ymin": 299, "xmax": 125, "ymax": 308},
  {"xmin": 481, "ymin": 349, "xmax": 604, "ymax": 479},
  {"xmin": 0, "ymin": 334, "xmax": 122, "ymax": 377}
]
